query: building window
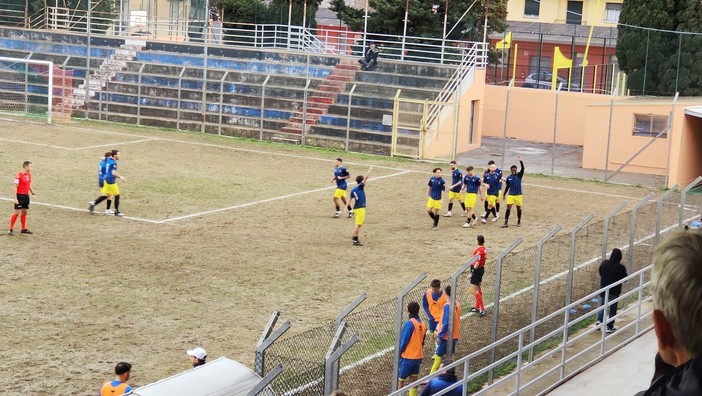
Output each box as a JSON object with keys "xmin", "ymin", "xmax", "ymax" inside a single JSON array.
[
  {"xmin": 524, "ymin": 0, "xmax": 540, "ymax": 17},
  {"xmin": 529, "ymin": 56, "xmax": 551, "ymax": 75},
  {"xmin": 633, "ymin": 114, "xmax": 668, "ymax": 138},
  {"xmin": 566, "ymin": 1, "xmax": 583, "ymax": 24},
  {"xmin": 605, "ymin": 3, "xmax": 622, "ymax": 23}
]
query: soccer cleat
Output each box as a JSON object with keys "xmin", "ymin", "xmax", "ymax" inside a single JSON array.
[
  {"xmin": 348, "ymin": 210, "xmax": 354, "ymax": 217},
  {"xmin": 8, "ymin": 229, "xmax": 13, "ymax": 236},
  {"xmin": 432, "ymin": 226, "xmax": 438, "ymax": 231},
  {"xmin": 492, "ymin": 217, "xmax": 498, "ymax": 222},
  {"xmin": 105, "ymin": 209, "xmax": 113, "ymax": 215},
  {"xmin": 353, "ymin": 240, "xmax": 363, "ymax": 246},
  {"xmin": 516, "ymin": 222, "xmax": 521, "ymax": 227},
  {"xmin": 501, "ymin": 223, "xmax": 508, "ymax": 228},
  {"xmin": 469, "ymin": 307, "xmax": 479, "ymax": 313},
  {"xmin": 20, "ymin": 229, "xmax": 33, "ymax": 234},
  {"xmin": 481, "ymin": 217, "xmax": 487, "ymax": 224},
  {"xmin": 479, "ymin": 310, "xmax": 486, "ymax": 317},
  {"xmin": 443, "ymin": 211, "xmax": 452, "ymax": 217},
  {"xmin": 334, "ymin": 211, "xmax": 341, "ymax": 218},
  {"xmin": 88, "ymin": 202, "xmax": 95, "ymax": 214},
  {"xmin": 463, "ymin": 222, "xmax": 470, "ymax": 228},
  {"xmin": 495, "ymin": 213, "xmax": 500, "ymax": 220},
  {"xmin": 606, "ymin": 327, "xmax": 617, "ymax": 334},
  {"xmin": 114, "ymin": 211, "xmax": 124, "ymax": 217}
]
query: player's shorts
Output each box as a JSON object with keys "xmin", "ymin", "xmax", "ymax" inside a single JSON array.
[
  {"xmin": 14, "ymin": 194, "xmax": 30, "ymax": 210},
  {"xmin": 101, "ymin": 182, "xmax": 120, "ymax": 196},
  {"xmin": 487, "ymin": 194, "xmax": 498, "ymax": 206},
  {"xmin": 354, "ymin": 207, "xmax": 366, "ymax": 226},
  {"xmin": 470, "ymin": 266, "xmax": 485, "ymax": 285},
  {"xmin": 435, "ymin": 339, "xmax": 457, "ymax": 357},
  {"xmin": 398, "ymin": 358, "xmax": 422, "ymax": 380},
  {"xmin": 427, "ymin": 198, "xmax": 442, "ymax": 210},
  {"xmin": 507, "ymin": 195, "xmax": 523, "ymax": 206},
  {"xmin": 464, "ymin": 193, "xmax": 478, "ymax": 208},
  {"xmin": 449, "ymin": 191, "xmax": 464, "ymax": 201},
  {"xmin": 333, "ymin": 188, "xmax": 346, "ymax": 199}
]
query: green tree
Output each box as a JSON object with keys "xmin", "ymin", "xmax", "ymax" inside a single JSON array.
[
  {"xmin": 617, "ymin": 0, "xmax": 702, "ymax": 96},
  {"xmin": 217, "ymin": 0, "xmax": 321, "ymax": 27}
]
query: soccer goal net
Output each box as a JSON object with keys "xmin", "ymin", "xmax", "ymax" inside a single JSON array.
[{"xmin": 0, "ymin": 56, "xmax": 74, "ymax": 123}]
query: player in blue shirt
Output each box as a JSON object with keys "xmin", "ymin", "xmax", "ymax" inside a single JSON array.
[
  {"xmin": 483, "ymin": 160, "xmax": 503, "ymax": 220},
  {"xmin": 501, "ymin": 156, "xmax": 525, "ymax": 228},
  {"xmin": 102, "ymin": 150, "xmax": 126, "ymax": 216},
  {"xmin": 427, "ymin": 168, "xmax": 445, "ymax": 231},
  {"xmin": 88, "ymin": 152, "xmax": 114, "ymax": 215},
  {"xmin": 481, "ymin": 163, "xmax": 501, "ymax": 223},
  {"xmin": 347, "ymin": 167, "xmax": 372, "ymax": 246},
  {"xmin": 331, "ymin": 157, "xmax": 351, "ymax": 218},
  {"xmin": 461, "ymin": 166, "xmax": 484, "ymax": 228},
  {"xmin": 444, "ymin": 161, "xmax": 465, "ymax": 217}
]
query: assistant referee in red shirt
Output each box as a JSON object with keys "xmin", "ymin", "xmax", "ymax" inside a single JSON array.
[{"xmin": 9, "ymin": 161, "xmax": 35, "ymax": 235}]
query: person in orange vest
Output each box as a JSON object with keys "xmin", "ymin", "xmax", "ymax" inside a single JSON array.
[
  {"xmin": 99, "ymin": 362, "xmax": 132, "ymax": 396},
  {"xmin": 398, "ymin": 301, "xmax": 427, "ymax": 396},
  {"xmin": 422, "ymin": 279, "xmax": 447, "ymax": 336},
  {"xmin": 431, "ymin": 286, "xmax": 461, "ymax": 373}
]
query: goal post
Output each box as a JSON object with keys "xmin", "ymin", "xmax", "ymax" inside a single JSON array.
[{"xmin": 0, "ymin": 56, "xmax": 75, "ymax": 124}]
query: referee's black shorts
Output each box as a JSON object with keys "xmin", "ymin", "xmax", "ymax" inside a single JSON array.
[
  {"xmin": 470, "ymin": 266, "xmax": 485, "ymax": 285},
  {"xmin": 14, "ymin": 194, "xmax": 30, "ymax": 210}
]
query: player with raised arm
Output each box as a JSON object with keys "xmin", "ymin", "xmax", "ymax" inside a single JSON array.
[
  {"xmin": 501, "ymin": 156, "xmax": 525, "ymax": 228},
  {"xmin": 444, "ymin": 161, "xmax": 465, "ymax": 217},
  {"xmin": 427, "ymin": 168, "xmax": 445, "ymax": 231},
  {"xmin": 331, "ymin": 158, "xmax": 351, "ymax": 218},
  {"xmin": 88, "ymin": 152, "xmax": 113, "ymax": 214},
  {"xmin": 8, "ymin": 161, "xmax": 35, "ymax": 235},
  {"xmin": 347, "ymin": 167, "xmax": 372, "ymax": 246},
  {"xmin": 461, "ymin": 166, "xmax": 483, "ymax": 228}
]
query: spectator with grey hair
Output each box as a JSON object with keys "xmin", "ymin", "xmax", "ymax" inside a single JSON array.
[{"xmin": 634, "ymin": 231, "xmax": 702, "ymax": 396}]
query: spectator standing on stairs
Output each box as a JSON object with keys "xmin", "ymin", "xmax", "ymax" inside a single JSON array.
[{"xmin": 359, "ymin": 43, "xmax": 380, "ymax": 71}]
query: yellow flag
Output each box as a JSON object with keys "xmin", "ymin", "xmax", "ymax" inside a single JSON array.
[
  {"xmin": 552, "ymin": 46, "xmax": 573, "ymax": 90},
  {"xmin": 495, "ymin": 32, "xmax": 512, "ymax": 50}
]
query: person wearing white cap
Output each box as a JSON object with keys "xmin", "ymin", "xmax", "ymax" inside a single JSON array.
[{"xmin": 187, "ymin": 347, "xmax": 207, "ymax": 367}]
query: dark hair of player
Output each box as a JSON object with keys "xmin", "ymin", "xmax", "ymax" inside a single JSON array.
[
  {"xmin": 115, "ymin": 362, "xmax": 132, "ymax": 375},
  {"xmin": 356, "ymin": 175, "xmax": 364, "ymax": 184},
  {"xmin": 430, "ymin": 279, "xmax": 441, "ymax": 288},
  {"xmin": 511, "ymin": 165, "xmax": 517, "ymax": 170},
  {"xmin": 466, "ymin": 166, "xmax": 474, "ymax": 171},
  {"xmin": 445, "ymin": 285, "xmax": 452, "ymax": 297},
  {"xmin": 487, "ymin": 160, "xmax": 495, "ymax": 165},
  {"xmin": 433, "ymin": 167, "xmax": 442, "ymax": 173},
  {"xmin": 336, "ymin": 157, "xmax": 343, "ymax": 162},
  {"xmin": 22, "ymin": 161, "xmax": 31, "ymax": 168},
  {"xmin": 477, "ymin": 235, "xmax": 485, "ymax": 245},
  {"xmin": 407, "ymin": 301, "xmax": 420, "ymax": 316}
]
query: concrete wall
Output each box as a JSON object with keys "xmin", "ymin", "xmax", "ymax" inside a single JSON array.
[
  {"xmin": 672, "ymin": 115, "xmax": 702, "ymax": 187},
  {"xmin": 482, "ymin": 84, "xmax": 610, "ymax": 146}
]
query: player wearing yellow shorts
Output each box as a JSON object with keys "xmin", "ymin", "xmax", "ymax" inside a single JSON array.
[
  {"xmin": 331, "ymin": 158, "xmax": 351, "ymax": 218},
  {"xmin": 483, "ymin": 160, "xmax": 503, "ymax": 220},
  {"xmin": 101, "ymin": 150, "xmax": 126, "ymax": 217},
  {"xmin": 444, "ymin": 161, "xmax": 465, "ymax": 217},
  {"xmin": 481, "ymin": 163, "xmax": 501, "ymax": 223},
  {"xmin": 347, "ymin": 167, "xmax": 372, "ymax": 246},
  {"xmin": 501, "ymin": 156, "xmax": 525, "ymax": 228},
  {"xmin": 427, "ymin": 168, "xmax": 445, "ymax": 231},
  {"xmin": 461, "ymin": 166, "xmax": 483, "ymax": 228}
]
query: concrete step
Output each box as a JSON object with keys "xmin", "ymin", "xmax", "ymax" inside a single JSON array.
[
  {"xmin": 281, "ymin": 126, "xmax": 302, "ymax": 134},
  {"xmin": 309, "ymin": 96, "xmax": 334, "ymax": 104},
  {"xmin": 336, "ymin": 64, "xmax": 361, "ymax": 71},
  {"xmin": 327, "ymin": 75, "xmax": 353, "ymax": 82},
  {"xmin": 318, "ymin": 85, "xmax": 343, "ymax": 93},
  {"xmin": 300, "ymin": 107, "xmax": 327, "ymax": 115},
  {"xmin": 290, "ymin": 116, "xmax": 319, "ymax": 125}
]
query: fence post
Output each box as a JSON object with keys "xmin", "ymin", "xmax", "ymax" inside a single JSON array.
[
  {"xmin": 551, "ymin": 84, "xmax": 562, "ymax": 176},
  {"xmin": 345, "ymin": 84, "xmax": 356, "ymax": 151},
  {"xmin": 392, "ymin": 272, "xmax": 426, "ymax": 392},
  {"xmin": 247, "ymin": 363, "xmax": 282, "ymax": 396},
  {"xmin": 390, "ymin": 89, "xmax": 402, "ymax": 157},
  {"xmin": 679, "ymin": 176, "xmax": 702, "ymax": 229},
  {"xmin": 260, "ymin": 75, "xmax": 270, "ymax": 141},
  {"xmin": 334, "ymin": 293, "xmax": 367, "ymax": 329},
  {"xmin": 137, "ymin": 63, "xmax": 145, "ymax": 126},
  {"xmin": 177, "ymin": 67, "xmax": 185, "ymax": 131},
  {"xmin": 324, "ymin": 323, "xmax": 359, "ymax": 395},
  {"xmin": 628, "ymin": 193, "xmax": 655, "ymax": 274},
  {"xmin": 565, "ymin": 214, "xmax": 595, "ymax": 307},
  {"xmin": 301, "ymin": 78, "xmax": 311, "ymax": 146},
  {"xmin": 529, "ymin": 226, "xmax": 561, "ymax": 362},
  {"xmin": 218, "ymin": 71, "xmax": 227, "ymax": 136},
  {"xmin": 500, "ymin": 81, "xmax": 512, "ymax": 169},
  {"xmin": 602, "ymin": 202, "xmax": 627, "ymax": 261},
  {"xmin": 447, "ymin": 256, "xmax": 478, "ymax": 362},
  {"xmin": 488, "ymin": 237, "xmax": 523, "ymax": 384},
  {"xmin": 655, "ymin": 184, "xmax": 679, "ymax": 244},
  {"xmin": 254, "ymin": 311, "xmax": 291, "ymax": 377}
]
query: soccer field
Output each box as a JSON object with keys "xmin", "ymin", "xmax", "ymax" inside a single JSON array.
[{"xmin": 0, "ymin": 117, "xmax": 657, "ymax": 394}]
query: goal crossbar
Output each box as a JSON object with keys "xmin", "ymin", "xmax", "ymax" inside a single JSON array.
[{"xmin": 0, "ymin": 56, "xmax": 55, "ymax": 124}]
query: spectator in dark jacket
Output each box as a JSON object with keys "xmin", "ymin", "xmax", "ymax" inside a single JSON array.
[
  {"xmin": 358, "ymin": 43, "xmax": 380, "ymax": 71},
  {"xmin": 596, "ymin": 248, "xmax": 627, "ymax": 332},
  {"xmin": 420, "ymin": 364, "xmax": 463, "ymax": 396},
  {"xmin": 634, "ymin": 231, "xmax": 702, "ymax": 396}
]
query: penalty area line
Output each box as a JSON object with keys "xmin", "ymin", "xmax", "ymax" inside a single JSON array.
[
  {"xmin": 0, "ymin": 197, "xmax": 162, "ymax": 224},
  {"xmin": 158, "ymin": 170, "xmax": 413, "ymax": 224}
]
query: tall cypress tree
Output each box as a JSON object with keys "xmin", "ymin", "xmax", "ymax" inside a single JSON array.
[{"xmin": 617, "ymin": 0, "xmax": 701, "ymax": 96}]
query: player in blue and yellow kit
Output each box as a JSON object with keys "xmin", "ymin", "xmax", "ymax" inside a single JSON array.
[
  {"xmin": 347, "ymin": 167, "xmax": 372, "ymax": 246},
  {"xmin": 481, "ymin": 163, "xmax": 501, "ymax": 223},
  {"xmin": 444, "ymin": 161, "xmax": 465, "ymax": 217},
  {"xmin": 331, "ymin": 157, "xmax": 351, "ymax": 218},
  {"xmin": 483, "ymin": 160, "xmax": 502, "ymax": 220},
  {"xmin": 431, "ymin": 285, "xmax": 460, "ymax": 373},
  {"xmin": 102, "ymin": 150, "xmax": 126, "ymax": 217},
  {"xmin": 398, "ymin": 301, "xmax": 427, "ymax": 396},
  {"xmin": 88, "ymin": 152, "xmax": 113, "ymax": 214},
  {"xmin": 427, "ymin": 168, "xmax": 445, "ymax": 231},
  {"xmin": 461, "ymin": 166, "xmax": 483, "ymax": 228},
  {"xmin": 501, "ymin": 156, "xmax": 525, "ymax": 228}
]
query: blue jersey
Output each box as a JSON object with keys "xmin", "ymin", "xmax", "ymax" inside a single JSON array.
[
  {"xmin": 334, "ymin": 166, "xmax": 349, "ymax": 190},
  {"xmin": 463, "ymin": 175, "xmax": 482, "ymax": 194},
  {"xmin": 98, "ymin": 159, "xmax": 107, "ymax": 184},
  {"xmin": 483, "ymin": 171, "xmax": 501, "ymax": 196},
  {"xmin": 351, "ymin": 181, "xmax": 366, "ymax": 209},
  {"xmin": 505, "ymin": 161, "xmax": 525, "ymax": 196},
  {"xmin": 450, "ymin": 169, "xmax": 463, "ymax": 192},
  {"xmin": 104, "ymin": 158, "xmax": 118, "ymax": 184},
  {"xmin": 428, "ymin": 176, "xmax": 445, "ymax": 200}
]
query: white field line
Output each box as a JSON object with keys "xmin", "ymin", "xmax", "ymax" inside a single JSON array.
[
  {"xmin": 0, "ymin": 197, "xmax": 162, "ymax": 224},
  {"xmin": 157, "ymin": 170, "xmax": 412, "ymax": 224},
  {"xmin": 72, "ymin": 138, "xmax": 160, "ymax": 151},
  {"xmin": 523, "ymin": 183, "xmax": 643, "ymax": 201},
  {"xmin": 282, "ymin": 213, "xmax": 699, "ymax": 395},
  {"xmin": 0, "ymin": 138, "xmax": 74, "ymax": 150}
]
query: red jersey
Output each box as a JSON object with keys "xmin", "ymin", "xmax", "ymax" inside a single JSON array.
[
  {"xmin": 15, "ymin": 171, "xmax": 32, "ymax": 195},
  {"xmin": 472, "ymin": 245, "xmax": 487, "ymax": 267}
]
